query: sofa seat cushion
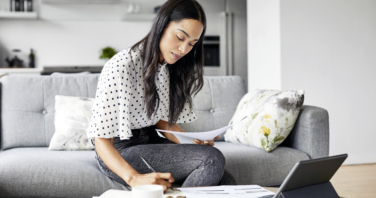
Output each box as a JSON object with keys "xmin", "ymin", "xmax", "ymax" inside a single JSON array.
[
  {"xmin": 214, "ymin": 141, "xmax": 310, "ymax": 186},
  {"xmin": 0, "ymin": 144, "xmax": 310, "ymax": 197},
  {"xmin": 0, "ymin": 148, "xmax": 128, "ymax": 198}
]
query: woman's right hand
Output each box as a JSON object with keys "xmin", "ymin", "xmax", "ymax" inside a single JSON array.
[{"xmin": 126, "ymin": 172, "xmax": 175, "ymax": 192}]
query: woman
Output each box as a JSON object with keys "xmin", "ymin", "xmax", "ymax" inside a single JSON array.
[{"xmin": 87, "ymin": 0, "xmax": 236, "ymax": 192}]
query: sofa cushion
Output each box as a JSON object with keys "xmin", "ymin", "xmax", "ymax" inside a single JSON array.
[
  {"xmin": 214, "ymin": 141, "xmax": 310, "ymax": 186},
  {"xmin": 224, "ymin": 89, "xmax": 305, "ymax": 152},
  {"xmin": 49, "ymin": 95, "xmax": 95, "ymax": 151},
  {"xmin": 0, "ymin": 75, "xmax": 100, "ymax": 150},
  {"xmin": 0, "ymin": 75, "xmax": 246, "ymax": 150},
  {"xmin": 179, "ymin": 76, "xmax": 246, "ymax": 141},
  {"xmin": 0, "ymin": 148, "xmax": 127, "ymax": 198},
  {"xmin": 0, "ymin": 144, "xmax": 309, "ymax": 197}
]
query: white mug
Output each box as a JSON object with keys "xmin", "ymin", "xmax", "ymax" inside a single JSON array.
[{"xmin": 132, "ymin": 185, "xmax": 163, "ymax": 198}]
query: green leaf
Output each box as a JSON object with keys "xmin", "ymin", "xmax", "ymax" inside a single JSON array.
[
  {"xmin": 274, "ymin": 120, "xmax": 278, "ymax": 128},
  {"xmin": 252, "ymin": 112, "xmax": 258, "ymax": 120},
  {"xmin": 100, "ymin": 47, "xmax": 117, "ymax": 60},
  {"xmin": 261, "ymin": 139, "xmax": 267, "ymax": 150},
  {"xmin": 239, "ymin": 101, "xmax": 247, "ymax": 110},
  {"xmin": 286, "ymin": 124, "xmax": 294, "ymax": 129},
  {"xmin": 273, "ymin": 136, "xmax": 285, "ymax": 143}
]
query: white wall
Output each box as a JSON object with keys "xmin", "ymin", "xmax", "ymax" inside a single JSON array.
[
  {"xmin": 281, "ymin": 0, "xmax": 376, "ymax": 165},
  {"xmin": 0, "ymin": 0, "xmax": 247, "ymax": 79},
  {"xmin": 0, "ymin": 20, "xmax": 151, "ymax": 68},
  {"xmin": 248, "ymin": 0, "xmax": 376, "ymax": 165},
  {"xmin": 0, "ymin": 0, "xmax": 161, "ymax": 69},
  {"xmin": 247, "ymin": 0, "xmax": 281, "ymax": 90}
]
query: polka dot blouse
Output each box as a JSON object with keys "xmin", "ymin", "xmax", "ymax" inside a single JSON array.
[{"xmin": 87, "ymin": 46, "xmax": 197, "ymax": 140}]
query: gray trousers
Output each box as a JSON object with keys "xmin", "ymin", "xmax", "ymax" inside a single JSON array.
[{"xmin": 94, "ymin": 125, "xmax": 237, "ymax": 188}]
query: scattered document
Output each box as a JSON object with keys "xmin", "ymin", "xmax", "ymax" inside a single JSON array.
[
  {"xmin": 177, "ymin": 185, "xmax": 275, "ymax": 198},
  {"xmin": 97, "ymin": 185, "xmax": 274, "ymax": 198},
  {"xmin": 98, "ymin": 188, "xmax": 185, "ymax": 198},
  {"xmin": 155, "ymin": 116, "xmax": 247, "ymax": 144}
]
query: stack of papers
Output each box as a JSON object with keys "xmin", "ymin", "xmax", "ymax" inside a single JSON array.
[
  {"xmin": 96, "ymin": 185, "xmax": 275, "ymax": 198},
  {"xmin": 177, "ymin": 185, "xmax": 275, "ymax": 198}
]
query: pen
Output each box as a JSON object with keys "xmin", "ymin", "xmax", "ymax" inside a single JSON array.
[{"xmin": 140, "ymin": 156, "xmax": 174, "ymax": 191}]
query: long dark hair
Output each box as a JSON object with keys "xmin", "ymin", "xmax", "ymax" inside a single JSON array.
[{"xmin": 131, "ymin": 0, "xmax": 206, "ymax": 128}]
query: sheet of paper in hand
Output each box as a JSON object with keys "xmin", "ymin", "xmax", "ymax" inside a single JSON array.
[{"xmin": 155, "ymin": 116, "xmax": 247, "ymax": 144}]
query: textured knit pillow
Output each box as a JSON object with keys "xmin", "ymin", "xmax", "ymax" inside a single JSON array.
[
  {"xmin": 224, "ymin": 89, "xmax": 305, "ymax": 152},
  {"xmin": 48, "ymin": 95, "xmax": 95, "ymax": 150}
]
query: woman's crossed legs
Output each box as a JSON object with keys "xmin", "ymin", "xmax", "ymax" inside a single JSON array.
[{"xmin": 97, "ymin": 140, "xmax": 236, "ymax": 187}]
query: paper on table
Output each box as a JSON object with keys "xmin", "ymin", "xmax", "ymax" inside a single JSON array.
[
  {"xmin": 177, "ymin": 185, "xmax": 275, "ymax": 198},
  {"xmin": 98, "ymin": 188, "xmax": 185, "ymax": 198},
  {"xmin": 155, "ymin": 116, "xmax": 247, "ymax": 144}
]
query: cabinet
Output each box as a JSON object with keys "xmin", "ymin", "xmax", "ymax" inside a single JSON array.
[
  {"xmin": 0, "ymin": 68, "xmax": 42, "ymax": 75},
  {"xmin": 0, "ymin": 11, "xmax": 38, "ymax": 19},
  {"xmin": 0, "ymin": 0, "xmax": 162, "ymax": 21}
]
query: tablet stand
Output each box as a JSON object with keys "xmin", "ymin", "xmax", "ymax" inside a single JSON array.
[{"xmin": 278, "ymin": 182, "xmax": 339, "ymax": 198}]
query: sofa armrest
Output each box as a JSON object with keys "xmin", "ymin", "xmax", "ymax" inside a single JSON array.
[{"xmin": 280, "ymin": 105, "xmax": 329, "ymax": 159}]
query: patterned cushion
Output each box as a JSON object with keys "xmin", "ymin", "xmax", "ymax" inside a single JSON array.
[
  {"xmin": 48, "ymin": 95, "xmax": 95, "ymax": 150},
  {"xmin": 224, "ymin": 89, "xmax": 305, "ymax": 152}
]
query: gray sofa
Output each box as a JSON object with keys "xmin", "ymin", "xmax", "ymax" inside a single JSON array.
[{"xmin": 0, "ymin": 75, "xmax": 329, "ymax": 198}]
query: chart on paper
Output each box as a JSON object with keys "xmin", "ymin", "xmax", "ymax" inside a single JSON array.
[{"xmin": 177, "ymin": 185, "xmax": 275, "ymax": 198}]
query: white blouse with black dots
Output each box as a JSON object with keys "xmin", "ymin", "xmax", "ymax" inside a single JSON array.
[{"xmin": 87, "ymin": 46, "xmax": 197, "ymax": 140}]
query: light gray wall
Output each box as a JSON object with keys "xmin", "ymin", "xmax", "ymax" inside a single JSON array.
[
  {"xmin": 228, "ymin": 0, "xmax": 248, "ymax": 90},
  {"xmin": 280, "ymin": 0, "xmax": 376, "ymax": 165},
  {"xmin": 247, "ymin": 0, "xmax": 376, "ymax": 165},
  {"xmin": 247, "ymin": 0, "xmax": 281, "ymax": 91}
]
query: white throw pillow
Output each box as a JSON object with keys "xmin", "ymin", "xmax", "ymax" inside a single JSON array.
[
  {"xmin": 48, "ymin": 95, "xmax": 95, "ymax": 150},
  {"xmin": 224, "ymin": 89, "xmax": 305, "ymax": 152}
]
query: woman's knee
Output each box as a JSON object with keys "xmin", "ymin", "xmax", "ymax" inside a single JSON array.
[{"xmin": 199, "ymin": 146, "xmax": 226, "ymax": 168}]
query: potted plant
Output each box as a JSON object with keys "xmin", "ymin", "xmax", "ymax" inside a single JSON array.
[{"xmin": 99, "ymin": 47, "xmax": 117, "ymax": 62}]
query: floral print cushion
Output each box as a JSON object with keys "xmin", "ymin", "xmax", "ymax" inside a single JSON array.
[{"xmin": 224, "ymin": 89, "xmax": 305, "ymax": 152}]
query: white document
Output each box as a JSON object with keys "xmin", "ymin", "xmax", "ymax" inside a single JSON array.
[
  {"xmin": 177, "ymin": 185, "xmax": 275, "ymax": 198},
  {"xmin": 98, "ymin": 188, "xmax": 185, "ymax": 198},
  {"xmin": 98, "ymin": 185, "xmax": 274, "ymax": 198},
  {"xmin": 155, "ymin": 116, "xmax": 247, "ymax": 144}
]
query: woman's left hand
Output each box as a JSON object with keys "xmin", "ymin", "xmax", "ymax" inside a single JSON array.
[{"xmin": 192, "ymin": 135, "xmax": 220, "ymax": 147}]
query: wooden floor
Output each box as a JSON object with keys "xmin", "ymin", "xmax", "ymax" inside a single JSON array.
[
  {"xmin": 330, "ymin": 163, "xmax": 376, "ymax": 198},
  {"xmin": 265, "ymin": 164, "xmax": 376, "ymax": 197}
]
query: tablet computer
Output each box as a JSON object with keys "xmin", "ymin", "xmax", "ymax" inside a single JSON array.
[{"xmin": 273, "ymin": 154, "xmax": 348, "ymax": 198}]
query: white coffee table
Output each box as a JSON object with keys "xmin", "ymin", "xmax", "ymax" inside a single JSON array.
[{"xmin": 98, "ymin": 186, "xmax": 344, "ymax": 198}]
